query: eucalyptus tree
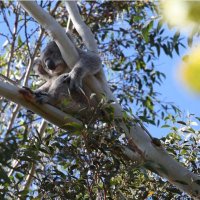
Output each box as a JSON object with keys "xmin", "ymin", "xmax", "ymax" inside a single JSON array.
[{"xmin": 0, "ymin": 1, "xmax": 199, "ymax": 199}]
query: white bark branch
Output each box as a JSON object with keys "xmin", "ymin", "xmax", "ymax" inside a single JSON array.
[
  {"xmin": 65, "ymin": 1, "xmax": 98, "ymax": 53},
  {"xmin": 119, "ymin": 145, "xmax": 143, "ymax": 164},
  {"xmin": 0, "ymin": 80, "xmax": 81, "ymax": 128},
  {"xmin": 119, "ymin": 122, "xmax": 200, "ymax": 199}
]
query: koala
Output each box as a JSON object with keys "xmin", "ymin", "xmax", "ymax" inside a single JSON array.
[
  {"xmin": 33, "ymin": 33, "xmax": 101, "ymax": 92},
  {"xmin": 32, "ymin": 33, "xmax": 102, "ymax": 119}
]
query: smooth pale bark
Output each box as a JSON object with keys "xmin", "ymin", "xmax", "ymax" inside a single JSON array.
[
  {"xmin": 119, "ymin": 122, "xmax": 200, "ymax": 199},
  {"xmin": 15, "ymin": 1, "xmax": 200, "ymax": 199},
  {"xmin": 0, "ymin": 81, "xmax": 81, "ymax": 128},
  {"xmin": 65, "ymin": 2, "xmax": 98, "ymax": 53}
]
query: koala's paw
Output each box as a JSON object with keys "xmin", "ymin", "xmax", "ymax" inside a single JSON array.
[
  {"xmin": 62, "ymin": 73, "xmax": 82, "ymax": 91},
  {"xmin": 22, "ymin": 86, "xmax": 34, "ymax": 94},
  {"xmin": 34, "ymin": 91, "xmax": 49, "ymax": 104}
]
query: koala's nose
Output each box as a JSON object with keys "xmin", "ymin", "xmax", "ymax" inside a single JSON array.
[{"xmin": 45, "ymin": 59, "xmax": 56, "ymax": 70}]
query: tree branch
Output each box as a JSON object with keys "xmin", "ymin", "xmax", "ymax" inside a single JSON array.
[
  {"xmin": 0, "ymin": 80, "xmax": 82, "ymax": 128},
  {"xmin": 65, "ymin": 1, "xmax": 98, "ymax": 53}
]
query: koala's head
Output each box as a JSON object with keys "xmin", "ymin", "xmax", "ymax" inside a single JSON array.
[
  {"xmin": 33, "ymin": 41, "xmax": 69, "ymax": 80},
  {"xmin": 41, "ymin": 42, "xmax": 62, "ymax": 69},
  {"xmin": 41, "ymin": 41, "xmax": 69, "ymax": 74}
]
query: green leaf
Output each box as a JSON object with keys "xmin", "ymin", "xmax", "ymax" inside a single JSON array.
[
  {"xmin": 177, "ymin": 121, "xmax": 186, "ymax": 125},
  {"xmin": 155, "ymin": 43, "xmax": 160, "ymax": 57},
  {"xmin": 174, "ymin": 44, "xmax": 179, "ymax": 55},
  {"xmin": 142, "ymin": 21, "xmax": 153, "ymax": 43},
  {"xmin": 182, "ymin": 55, "xmax": 189, "ymax": 63},
  {"xmin": 16, "ymin": 172, "xmax": 23, "ymax": 181},
  {"xmin": 17, "ymin": 35, "xmax": 23, "ymax": 47},
  {"xmin": 180, "ymin": 149, "xmax": 187, "ymax": 155},
  {"xmin": 187, "ymin": 36, "xmax": 193, "ymax": 47},
  {"xmin": 65, "ymin": 122, "xmax": 83, "ymax": 134},
  {"xmin": 161, "ymin": 125, "xmax": 170, "ymax": 128}
]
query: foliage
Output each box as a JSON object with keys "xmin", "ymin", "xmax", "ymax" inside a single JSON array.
[{"xmin": 0, "ymin": 1, "xmax": 199, "ymax": 199}]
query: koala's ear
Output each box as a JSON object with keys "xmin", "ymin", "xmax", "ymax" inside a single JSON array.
[{"xmin": 32, "ymin": 58, "xmax": 51, "ymax": 81}]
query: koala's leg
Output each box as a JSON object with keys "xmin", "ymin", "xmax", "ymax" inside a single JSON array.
[
  {"xmin": 34, "ymin": 89, "xmax": 63, "ymax": 105},
  {"xmin": 62, "ymin": 65, "xmax": 85, "ymax": 90},
  {"xmin": 34, "ymin": 91, "xmax": 50, "ymax": 104}
]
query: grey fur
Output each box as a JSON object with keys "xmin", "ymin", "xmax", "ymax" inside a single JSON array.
[
  {"xmin": 33, "ymin": 34, "xmax": 101, "ymax": 91},
  {"xmin": 32, "ymin": 34, "xmax": 102, "ymax": 119}
]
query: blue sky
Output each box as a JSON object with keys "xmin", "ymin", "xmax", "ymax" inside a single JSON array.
[
  {"xmin": 149, "ymin": 38, "xmax": 200, "ymax": 137},
  {"xmin": 157, "ymin": 50, "xmax": 200, "ymax": 116}
]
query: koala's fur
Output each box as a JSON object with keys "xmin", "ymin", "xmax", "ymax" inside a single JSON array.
[{"xmin": 32, "ymin": 33, "xmax": 102, "ymax": 120}]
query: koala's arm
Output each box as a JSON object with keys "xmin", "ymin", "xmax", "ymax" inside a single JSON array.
[
  {"xmin": 65, "ymin": 50, "xmax": 102, "ymax": 89},
  {"xmin": 34, "ymin": 81, "xmax": 51, "ymax": 93},
  {"xmin": 32, "ymin": 58, "xmax": 54, "ymax": 93},
  {"xmin": 67, "ymin": 31, "xmax": 102, "ymax": 75},
  {"xmin": 64, "ymin": 32, "xmax": 102, "ymax": 89},
  {"xmin": 33, "ymin": 58, "xmax": 52, "ymax": 81}
]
